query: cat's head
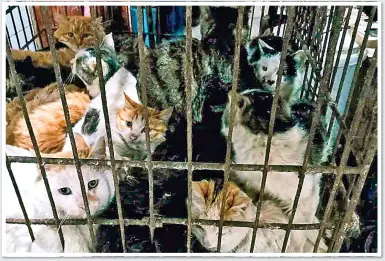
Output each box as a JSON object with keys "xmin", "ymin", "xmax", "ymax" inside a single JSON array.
[
  {"xmin": 222, "ymin": 89, "xmax": 294, "ymax": 136},
  {"xmin": 191, "ymin": 179, "xmax": 255, "ymax": 252},
  {"xmin": 35, "ymin": 135, "xmax": 114, "ymax": 219},
  {"xmin": 246, "ymin": 37, "xmax": 307, "ymax": 92},
  {"xmin": 115, "ymin": 93, "xmax": 173, "ymax": 157},
  {"xmin": 53, "ymin": 13, "xmax": 106, "ymax": 52},
  {"xmin": 71, "ymin": 33, "xmax": 121, "ymax": 89}
]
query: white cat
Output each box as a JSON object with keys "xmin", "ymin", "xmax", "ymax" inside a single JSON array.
[{"xmin": 5, "ymin": 137, "xmax": 114, "ymax": 253}]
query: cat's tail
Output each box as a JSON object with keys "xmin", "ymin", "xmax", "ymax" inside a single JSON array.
[{"xmin": 12, "ymin": 92, "xmax": 90, "ymax": 153}]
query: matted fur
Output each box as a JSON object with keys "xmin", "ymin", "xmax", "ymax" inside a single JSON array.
[{"xmin": 7, "ymin": 86, "xmax": 90, "ymax": 153}]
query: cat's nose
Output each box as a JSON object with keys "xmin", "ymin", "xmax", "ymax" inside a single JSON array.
[
  {"xmin": 130, "ymin": 134, "xmax": 138, "ymax": 141},
  {"xmin": 267, "ymin": 79, "xmax": 275, "ymax": 85}
]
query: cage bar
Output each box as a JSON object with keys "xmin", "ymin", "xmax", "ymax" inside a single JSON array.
[
  {"xmin": 184, "ymin": 6, "xmax": 194, "ymax": 253},
  {"xmin": 89, "ymin": 7, "xmax": 128, "ymax": 253},
  {"xmin": 136, "ymin": 6, "xmax": 156, "ymax": 242},
  {"xmin": 40, "ymin": 6, "xmax": 96, "ymax": 250},
  {"xmin": 216, "ymin": 6, "xmax": 245, "ymax": 253},
  {"xmin": 5, "ymin": 37, "xmax": 65, "ymax": 250},
  {"xmin": 249, "ymin": 6, "xmax": 295, "ymax": 253}
]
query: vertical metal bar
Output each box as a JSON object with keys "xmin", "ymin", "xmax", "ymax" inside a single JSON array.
[
  {"xmin": 25, "ymin": 6, "xmax": 37, "ymax": 50},
  {"xmin": 17, "ymin": 6, "xmax": 29, "ymax": 50},
  {"xmin": 216, "ymin": 7, "xmax": 245, "ymax": 253},
  {"xmin": 6, "ymin": 156, "xmax": 35, "ymax": 241},
  {"xmin": 137, "ymin": 6, "xmax": 155, "ymax": 242},
  {"xmin": 313, "ymin": 48, "xmax": 378, "ymax": 252},
  {"xmin": 5, "ymin": 40, "xmax": 65, "ymax": 250},
  {"xmin": 40, "ymin": 6, "xmax": 96, "ymax": 250},
  {"xmin": 6, "ymin": 27, "xmax": 12, "ymax": 49},
  {"xmin": 259, "ymin": 6, "xmax": 265, "ymax": 35},
  {"xmin": 249, "ymin": 7, "xmax": 296, "ymax": 253},
  {"xmin": 90, "ymin": 7, "xmax": 127, "ymax": 253},
  {"xmin": 184, "ymin": 6, "xmax": 193, "ymax": 253},
  {"xmin": 9, "ymin": 7, "xmax": 22, "ymax": 49},
  {"xmin": 248, "ymin": 6, "xmax": 255, "ymax": 40},
  {"xmin": 280, "ymin": 6, "xmax": 345, "ymax": 253}
]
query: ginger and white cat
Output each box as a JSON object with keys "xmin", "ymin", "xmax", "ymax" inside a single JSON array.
[
  {"xmin": 5, "ymin": 136, "xmax": 114, "ymax": 253},
  {"xmin": 191, "ymin": 179, "xmax": 327, "ymax": 253}
]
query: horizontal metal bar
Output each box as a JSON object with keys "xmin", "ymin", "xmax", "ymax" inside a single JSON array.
[
  {"xmin": 6, "ymin": 217, "xmax": 335, "ymax": 231},
  {"xmin": 7, "ymin": 156, "xmax": 364, "ymax": 175}
]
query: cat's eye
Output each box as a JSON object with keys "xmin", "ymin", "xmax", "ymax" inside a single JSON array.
[
  {"xmin": 59, "ymin": 187, "xmax": 72, "ymax": 195},
  {"xmin": 126, "ymin": 121, "xmax": 132, "ymax": 128},
  {"xmin": 67, "ymin": 32, "xmax": 74, "ymax": 37},
  {"xmin": 88, "ymin": 179, "xmax": 99, "ymax": 190},
  {"xmin": 82, "ymin": 33, "xmax": 91, "ymax": 38},
  {"xmin": 141, "ymin": 128, "xmax": 145, "ymax": 133},
  {"xmin": 262, "ymin": 66, "xmax": 268, "ymax": 71}
]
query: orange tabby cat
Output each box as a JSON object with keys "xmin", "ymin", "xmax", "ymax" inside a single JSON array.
[
  {"xmin": 7, "ymin": 89, "xmax": 90, "ymax": 153},
  {"xmin": 11, "ymin": 13, "xmax": 105, "ymax": 68}
]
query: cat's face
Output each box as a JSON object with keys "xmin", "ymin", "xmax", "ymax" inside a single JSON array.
[
  {"xmin": 36, "ymin": 136, "xmax": 114, "ymax": 219},
  {"xmin": 116, "ymin": 93, "xmax": 173, "ymax": 155},
  {"xmin": 53, "ymin": 13, "xmax": 105, "ymax": 52},
  {"xmin": 191, "ymin": 180, "xmax": 255, "ymax": 252},
  {"xmin": 72, "ymin": 33, "xmax": 121, "ymax": 87},
  {"xmin": 247, "ymin": 38, "xmax": 307, "ymax": 92},
  {"xmin": 222, "ymin": 89, "xmax": 293, "ymax": 136}
]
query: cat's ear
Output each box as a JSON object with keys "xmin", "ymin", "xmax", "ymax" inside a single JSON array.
[
  {"xmin": 262, "ymin": 28, "xmax": 272, "ymax": 36},
  {"xmin": 124, "ymin": 93, "xmax": 139, "ymax": 109},
  {"xmin": 95, "ymin": 16, "xmax": 103, "ymax": 24},
  {"xmin": 258, "ymin": 39, "xmax": 274, "ymax": 55},
  {"xmin": 191, "ymin": 180, "xmax": 210, "ymax": 216},
  {"xmin": 89, "ymin": 136, "xmax": 106, "ymax": 159},
  {"xmin": 225, "ymin": 183, "xmax": 251, "ymax": 214},
  {"xmin": 158, "ymin": 107, "xmax": 173, "ymax": 124},
  {"xmin": 293, "ymin": 50, "xmax": 307, "ymax": 68},
  {"xmin": 100, "ymin": 33, "xmax": 115, "ymax": 51},
  {"xmin": 53, "ymin": 13, "xmax": 68, "ymax": 24}
]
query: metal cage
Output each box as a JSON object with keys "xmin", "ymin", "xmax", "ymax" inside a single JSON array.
[{"xmin": 5, "ymin": 5, "xmax": 378, "ymax": 254}]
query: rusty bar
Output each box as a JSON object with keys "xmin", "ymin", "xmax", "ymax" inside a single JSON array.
[
  {"xmin": 216, "ymin": 7, "xmax": 245, "ymax": 253},
  {"xmin": 7, "ymin": 156, "xmax": 364, "ymax": 175},
  {"xmin": 326, "ymin": 7, "xmax": 363, "ymax": 137},
  {"xmin": 40, "ymin": 6, "xmax": 96, "ymax": 250},
  {"xmin": 90, "ymin": 7, "xmax": 127, "ymax": 253},
  {"xmin": 259, "ymin": 6, "xmax": 265, "ymax": 35},
  {"xmin": 331, "ymin": 123, "xmax": 377, "ymax": 252},
  {"xmin": 6, "ymin": 217, "xmax": 334, "ymax": 230},
  {"xmin": 249, "ymin": 6, "xmax": 296, "ymax": 253},
  {"xmin": 5, "ymin": 37, "xmax": 65, "ymax": 249},
  {"xmin": 248, "ymin": 6, "xmax": 255, "ymax": 40},
  {"xmin": 330, "ymin": 7, "xmax": 376, "ymax": 161},
  {"xmin": 313, "ymin": 48, "xmax": 378, "ymax": 252},
  {"xmin": 184, "ymin": 6, "xmax": 194, "ymax": 253},
  {"xmin": 6, "ymin": 156, "xmax": 35, "ymax": 241},
  {"xmin": 136, "ymin": 6, "xmax": 155, "ymax": 242},
  {"xmin": 281, "ymin": 6, "xmax": 345, "ymax": 253}
]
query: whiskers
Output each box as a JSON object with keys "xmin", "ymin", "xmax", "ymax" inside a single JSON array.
[
  {"xmin": 65, "ymin": 72, "xmax": 76, "ymax": 84},
  {"xmin": 56, "ymin": 213, "xmax": 71, "ymax": 234}
]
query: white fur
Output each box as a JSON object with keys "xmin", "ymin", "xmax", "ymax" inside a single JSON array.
[
  {"xmin": 5, "ymin": 146, "xmax": 114, "ymax": 253},
  {"xmin": 222, "ymin": 123, "xmax": 321, "ymax": 225}
]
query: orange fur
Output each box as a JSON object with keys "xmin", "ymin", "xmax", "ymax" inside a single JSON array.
[
  {"xmin": 11, "ymin": 14, "xmax": 105, "ymax": 68},
  {"xmin": 7, "ymin": 90, "xmax": 90, "ymax": 153},
  {"xmin": 116, "ymin": 93, "xmax": 173, "ymax": 141}
]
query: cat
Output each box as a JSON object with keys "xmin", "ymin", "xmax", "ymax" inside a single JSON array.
[
  {"xmin": 6, "ymin": 14, "xmax": 106, "ymax": 99},
  {"xmin": 221, "ymin": 89, "xmax": 325, "ymax": 228},
  {"xmin": 5, "ymin": 136, "xmax": 115, "ymax": 253},
  {"xmin": 246, "ymin": 31, "xmax": 307, "ymax": 104},
  {"xmin": 6, "ymin": 84, "xmax": 91, "ymax": 153},
  {"xmin": 191, "ymin": 179, "xmax": 328, "ymax": 253},
  {"xmin": 65, "ymin": 68, "xmax": 173, "ymax": 159},
  {"xmin": 70, "ymin": 33, "xmax": 139, "ymax": 100}
]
